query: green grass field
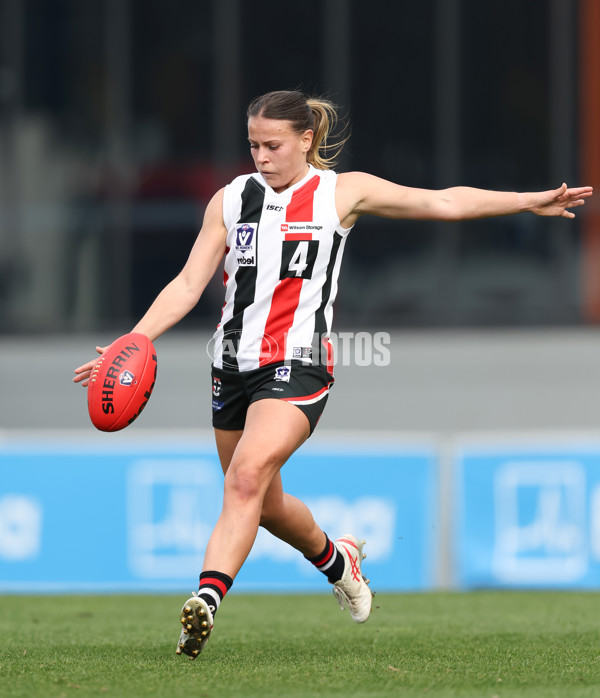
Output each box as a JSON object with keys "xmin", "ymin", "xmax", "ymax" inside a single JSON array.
[{"xmin": 1, "ymin": 591, "xmax": 600, "ymax": 698}]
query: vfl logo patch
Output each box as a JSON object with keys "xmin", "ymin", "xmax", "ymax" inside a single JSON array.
[
  {"xmin": 235, "ymin": 222, "xmax": 257, "ymax": 267},
  {"xmin": 236, "ymin": 224, "xmax": 255, "ymax": 251},
  {"xmin": 119, "ymin": 370, "xmax": 135, "ymax": 386},
  {"xmin": 274, "ymin": 366, "xmax": 291, "ymax": 382}
]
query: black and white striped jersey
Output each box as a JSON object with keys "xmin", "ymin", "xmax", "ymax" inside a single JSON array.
[{"xmin": 211, "ymin": 165, "xmax": 352, "ymax": 372}]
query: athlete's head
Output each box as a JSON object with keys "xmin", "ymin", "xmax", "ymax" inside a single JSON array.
[{"xmin": 246, "ymin": 90, "xmax": 348, "ymax": 192}]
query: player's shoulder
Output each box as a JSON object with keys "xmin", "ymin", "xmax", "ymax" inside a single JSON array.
[
  {"xmin": 204, "ymin": 187, "xmax": 225, "ymax": 216},
  {"xmin": 229, "ymin": 172, "xmax": 255, "ymax": 185},
  {"xmin": 223, "ymin": 172, "xmax": 249, "ymax": 191},
  {"xmin": 336, "ymin": 171, "xmax": 394, "ymax": 202},
  {"xmin": 336, "ymin": 171, "xmax": 377, "ymax": 188},
  {"xmin": 335, "ymin": 171, "xmax": 374, "ymax": 202},
  {"xmin": 311, "ymin": 166, "xmax": 338, "ymax": 185}
]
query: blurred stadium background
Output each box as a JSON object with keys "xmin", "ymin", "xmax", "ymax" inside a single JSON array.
[{"xmin": 2, "ymin": 0, "xmax": 600, "ymax": 595}]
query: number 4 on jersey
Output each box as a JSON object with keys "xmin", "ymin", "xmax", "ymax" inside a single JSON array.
[
  {"xmin": 280, "ymin": 240, "xmax": 319, "ymax": 280},
  {"xmin": 288, "ymin": 242, "xmax": 309, "ymax": 276}
]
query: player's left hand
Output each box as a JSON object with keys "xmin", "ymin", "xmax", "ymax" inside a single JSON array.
[
  {"xmin": 73, "ymin": 345, "xmax": 108, "ymax": 387},
  {"xmin": 531, "ymin": 183, "xmax": 593, "ymax": 218}
]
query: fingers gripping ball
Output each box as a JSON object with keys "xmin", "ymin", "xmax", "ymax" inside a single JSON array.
[{"xmin": 87, "ymin": 333, "xmax": 158, "ymax": 432}]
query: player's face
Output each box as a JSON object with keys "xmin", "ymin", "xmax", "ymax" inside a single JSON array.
[{"xmin": 248, "ymin": 115, "xmax": 313, "ymax": 193}]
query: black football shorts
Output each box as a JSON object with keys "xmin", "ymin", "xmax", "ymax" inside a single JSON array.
[{"xmin": 211, "ymin": 361, "xmax": 334, "ymax": 435}]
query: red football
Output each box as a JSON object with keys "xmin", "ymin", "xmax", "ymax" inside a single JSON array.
[{"xmin": 87, "ymin": 332, "xmax": 158, "ymax": 432}]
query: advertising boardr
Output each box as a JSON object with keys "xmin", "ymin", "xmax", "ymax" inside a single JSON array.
[{"xmin": 0, "ymin": 439, "xmax": 437, "ymax": 592}]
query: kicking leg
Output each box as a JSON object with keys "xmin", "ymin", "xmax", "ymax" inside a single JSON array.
[
  {"xmin": 214, "ymin": 423, "xmax": 325, "ymax": 559},
  {"xmin": 178, "ymin": 399, "xmax": 309, "ymax": 659},
  {"xmin": 214, "ymin": 413, "xmax": 346, "ymax": 580},
  {"xmin": 203, "ymin": 398, "xmax": 311, "ymax": 578}
]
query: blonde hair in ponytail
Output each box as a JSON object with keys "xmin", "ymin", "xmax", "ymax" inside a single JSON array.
[
  {"xmin": 247, "ymin": 90, "xmax": 349, "ymax": 170},
  {"xmin": 306, "ymin": 98, "xmax": 349, "ymax": 170}
]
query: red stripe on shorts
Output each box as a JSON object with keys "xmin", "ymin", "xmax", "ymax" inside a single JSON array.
[{"xmin": 281, "ymin": 385, "xmax": 329, "ymax": 404}]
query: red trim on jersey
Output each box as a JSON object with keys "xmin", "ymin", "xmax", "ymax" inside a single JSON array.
[
  {"xmin": 322, "ymin": 336, "xmax": 334, "ymax": 375},
  {"xmin": 260, "ymin": 175, "xmax": 321, "ymax": 365},
  {"xmin": 223, "ymin": 247, "xmax": 230, "ymax": 287},
  {"xmin": 285, "ymin": 232, "xmax": 313, "ymax": 241},
  {"xmin": 259, "ymin": 278, "xmax": 303, "ymax": 365},
  {"xmin": 285, "ymin": 175, "xmax": 320, "ymax": 221},
  {"xmin": 220, "ymin": 246, "xmax": 230, "ymax": 318}
]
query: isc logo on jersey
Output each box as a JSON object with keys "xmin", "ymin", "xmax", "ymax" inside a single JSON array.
[{"xmin": 236, "ymin": 223, "xmax": 257, "ymax": 266}]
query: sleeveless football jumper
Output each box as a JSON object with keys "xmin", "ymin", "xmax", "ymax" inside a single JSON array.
[{"xmin": 212, "ymin": 165, "xmax": 353, "ymax": 373}]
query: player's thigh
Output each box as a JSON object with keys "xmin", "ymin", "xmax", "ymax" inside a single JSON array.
[
  {"xmin": 214, "ymin": 427, "xmax": 243, "ymax": 475},
  {"xmin": 226, "ymin": 398, "xmax": 310, "ymax": 487},
  {"xmin": 243, "ymin": 398, "xmax": 310, "ymax": 462}
]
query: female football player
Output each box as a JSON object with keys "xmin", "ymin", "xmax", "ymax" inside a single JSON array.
[{"xmin": 74, "ymin": 90, "xmax": 593, "ymax": 659}]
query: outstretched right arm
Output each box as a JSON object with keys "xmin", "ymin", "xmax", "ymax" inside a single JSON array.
[{"xmin": 74, "ymin": 188, "xmax": 227, "ymax": 386}]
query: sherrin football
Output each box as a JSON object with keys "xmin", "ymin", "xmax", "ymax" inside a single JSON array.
[{"xmin": 87, "ymin": 332, "xmax": 157, "ymax": 432}]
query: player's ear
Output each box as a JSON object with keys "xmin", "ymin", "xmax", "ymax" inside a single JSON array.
[{"xmin": 301, "ymin": 129, "xmax": 314, "ymax": 154}]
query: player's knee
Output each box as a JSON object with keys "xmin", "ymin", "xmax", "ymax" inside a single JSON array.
[
  {"xmin": 224, "ymin": 466, "xmax": 260, "ymax": 505},
  {"xmin": 224, "ymin": 459, "xmax": 276, "ymax": 507}
]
